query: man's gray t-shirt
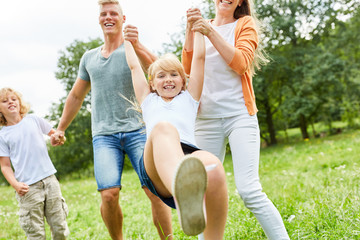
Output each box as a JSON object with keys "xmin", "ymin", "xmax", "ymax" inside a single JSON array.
[{"xmin": 78, "ymin": 44, "xmax": 143, "ymax": 136}]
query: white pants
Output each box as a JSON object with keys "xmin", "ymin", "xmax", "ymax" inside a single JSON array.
[{"xmin": 196, "ymin": 113, "xmax": 289, "ymax": 240}]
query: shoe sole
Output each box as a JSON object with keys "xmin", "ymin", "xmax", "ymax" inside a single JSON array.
[{"xmin": 173, "ymin": 155, "xmax": 207, "ymax": 236}]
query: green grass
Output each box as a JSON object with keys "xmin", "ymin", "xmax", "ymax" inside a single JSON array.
[{"xmin": 1, "ymin": 129, "xmax": 359, "ymax": 239}]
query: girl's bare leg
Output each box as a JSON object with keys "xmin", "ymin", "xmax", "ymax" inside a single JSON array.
[
  {"xmin": 191, "ymin": 151, "xmax": 228, "ymax": 240},
  {"xmin": 144, "ymin": 122, "xmax": 227, "ymax": 238},
  {"xmin": 143, "ymin": 122, "xmax": 185, "ymax": 196}
]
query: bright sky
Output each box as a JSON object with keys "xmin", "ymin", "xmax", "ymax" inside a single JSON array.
[{"xmin": 0, "ymin": 0, "xmax": 202, "ymax": 118}]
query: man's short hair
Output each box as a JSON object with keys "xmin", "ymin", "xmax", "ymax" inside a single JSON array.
[
  {"xmin": 98, "ymin": 0, "xmax": 122, "ymax": 15},
  {"xmin": 98, "ymin": 0, "xmax": 119, "ymax": 5}
]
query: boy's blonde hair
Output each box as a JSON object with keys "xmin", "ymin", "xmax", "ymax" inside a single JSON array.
[
  {"xmin": 147, "ymin": 54, "xmax": 187, "ymax": 92},
  {"xmin": 0, "ymin": 88, "xmax": 30, "ymax": 126}
]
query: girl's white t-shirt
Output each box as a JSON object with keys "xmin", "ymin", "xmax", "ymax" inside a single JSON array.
[
  {"xmin": 141, "ymin": 91, "xmax": 199, "ymax": 146},
  {"xmin": 0, "ymin": 115, "xmax": 56, "ymax": 185},
  {"xmin": 199, "ymin": 19, "xmax": 248, "ymax": 118}
]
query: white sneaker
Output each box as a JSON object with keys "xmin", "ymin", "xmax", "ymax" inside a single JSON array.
[{"xmin": 173, "ymin": 155, "xmax": 207, "ymax": 236}]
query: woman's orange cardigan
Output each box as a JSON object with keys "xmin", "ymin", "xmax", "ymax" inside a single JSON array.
[{"xmin": 182, "ymin": 16, "xmax": 258, "ymax": 116}]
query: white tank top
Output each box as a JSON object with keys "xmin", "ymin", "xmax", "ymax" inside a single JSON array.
[{"xmin": 199, "ymin": 19, "xmax": 248, "ymax": 118}]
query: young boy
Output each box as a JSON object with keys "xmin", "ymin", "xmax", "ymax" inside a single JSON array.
[{"xmin": 0, "ymin": 87, "xmax": 69, "ymax": 239}]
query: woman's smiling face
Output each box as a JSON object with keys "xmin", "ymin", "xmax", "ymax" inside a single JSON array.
[{"xmin": 214, "ymin": 0, "xmax": 242, "ymax": 14}]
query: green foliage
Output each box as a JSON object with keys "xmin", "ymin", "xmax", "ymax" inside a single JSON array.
[
  {"xmin": 46, "ymin": 37, "xmax": 140, "ymax": 178},
  {"xmin": 255, "ymin": 0, "xmax": 360, "ymax": 140},
  {"xmin": 55, "ymin": 38, "xmax": 103, "ymax": 93},
  {"xmin": 200, "ymin": 0, "xmax": 215, "ymax": 19},
  {"xmin": 160, "ymin": 0, "xmax": 360, "ymax": 145},
  {"xmin": 160, "ymin": 0, "xmax": 215, "ymax": 58},
  {"xmin": 255, "ymin": 53, "xmax": 289, "ymax": 145},
  {"xmin": 48, "ymin": 110, "xmax": 93, "ymax": 179},
  {"xmin": 161, "ymin": 29, "xmax": 185, "ymax": 59},
  {"xmin": 46, "ymin": 38, "xmax": 103, "ymax": 178},
  {"xmin": 329, "ymin": 6, "xmax": 360, "ymax": 128}
]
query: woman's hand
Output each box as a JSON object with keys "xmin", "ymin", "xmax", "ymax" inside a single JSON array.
[
  {"xmin": 192, "ymin": 18, "xmax": 213, "ymax": 37},
  {"xmin": 186, "ymin": 8, "xmax": 202, "ymax": 29}
]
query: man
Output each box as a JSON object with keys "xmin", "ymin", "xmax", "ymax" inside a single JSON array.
[{"xmin": 52, "ymin": 1, "xmax": 172, "ymax": 239}]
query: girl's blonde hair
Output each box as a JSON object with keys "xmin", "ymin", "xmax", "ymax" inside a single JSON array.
[
  {"xmin": 0, "ymin": 88, "xmax": 30, "ymax": 126},
  {"xmin": 147, "ymin": 54, "xmax": 187, "ymax": 92},
  {"xmin": 234, "ymin": 0, "xmax": 270, "ymax": 75}
]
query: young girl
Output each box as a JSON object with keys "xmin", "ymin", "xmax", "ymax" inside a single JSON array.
[
  {"xmin": 0, "ymin": 88, "xmax": 69, "ymax": 239},
  {"xmin": 183, "ymin": 1, "xmax": 289, "ymax": 239},
  {"xmin": 124, "ymin": 30, "xmax": 228, "ymax": 239}
]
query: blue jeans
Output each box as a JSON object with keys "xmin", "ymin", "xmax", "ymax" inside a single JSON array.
[{"xmin": 92, "ymin": 128, "xmax": 146, "ymax": 191}]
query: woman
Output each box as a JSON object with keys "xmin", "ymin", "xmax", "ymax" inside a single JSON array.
[{"xmin": 182, "ymin": 0, "xmax": 289, "ymax": 239}]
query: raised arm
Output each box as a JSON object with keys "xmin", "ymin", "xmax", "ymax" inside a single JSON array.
[
  {"xmin": 183, "ymin": 16, "xmax": 257, "ymax": 77},
  {"xmin": 124, "ymin": 40, "xmax": 150, "ymax": 104},
  {"xmin": 186, "ymin": 31, "xmax": 205, "ymax": 101},
  {"xmin": 124, "ymin": 24, "xmax": 157, "ymax": 72},
  {"xmin": 182, "ymin": 8, "xmax": 202, "ymax": 75}
]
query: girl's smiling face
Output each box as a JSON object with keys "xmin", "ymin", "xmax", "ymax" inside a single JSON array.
[{"xmin": 151, "ymin": 69, "xmax": 185, "ymax": 102}]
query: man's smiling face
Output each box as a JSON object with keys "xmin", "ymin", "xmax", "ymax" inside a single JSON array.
[{"xmin": 99, "ymin": 3, "xmax": 125, "ymax": 36}]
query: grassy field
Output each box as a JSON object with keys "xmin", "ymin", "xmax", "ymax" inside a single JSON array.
[{"xmin": 0, "ymin": 129, "xmax": 359, "ymax": 239}]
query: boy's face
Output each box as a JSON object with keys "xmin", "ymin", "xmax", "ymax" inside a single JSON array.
[{"xmin": 0, "ymin": 93, "xmax": 21, "ymax": 118}]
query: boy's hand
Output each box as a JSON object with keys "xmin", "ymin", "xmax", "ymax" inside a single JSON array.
[{"xmin": 15, "ymin": 182, "xmax": 29, "ymax": 196}]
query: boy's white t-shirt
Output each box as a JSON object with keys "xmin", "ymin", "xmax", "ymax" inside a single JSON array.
[
  {"xmin": 0, "ymin": 114, "xmax": 56, "ymax": 185},
  {"xmin": 141, "ymin": 91, "xmax": 199, "ymax": 147}
]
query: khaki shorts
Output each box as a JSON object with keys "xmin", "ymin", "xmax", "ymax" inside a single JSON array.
[{"xmin": 16, "ymin": 175, "xmax": 70, "ymax": 240}]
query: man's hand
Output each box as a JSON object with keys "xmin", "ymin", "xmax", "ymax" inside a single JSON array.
[
  {"xmin": 51, "ymin": 130, "xmax": 66, "ymax": 146},
  {"xmin": 124, "ymin": 24, "xmax": 140, "ymax": 47}
]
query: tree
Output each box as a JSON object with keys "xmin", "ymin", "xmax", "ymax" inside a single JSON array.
[
  {"xmin": 255, "ymin": 53, "xmax": 289, "ymax": 145},
  {"xmin": 256, "ymin": 0, "xmax": 359, "ymax": 139},
  {"xmin": 330, "ymin": 6, "xmax": 360, "ymax": 128},
  {"xmin": 162, "ymin": 0, "xmax": 360, "ymax": 143},
  {"xmin": 47, "ymin": 38, "xmax": 102, "ymax": 178}
]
